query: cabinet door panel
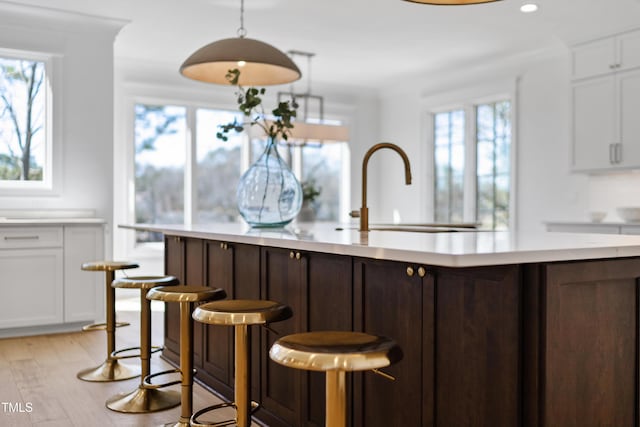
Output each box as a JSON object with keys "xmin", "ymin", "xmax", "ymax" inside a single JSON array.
[
  {"xmin": 306, "ymin": 252, "xmax": 353, "ymax": 426},
  {"xmin": 0, "ymin": 249, "xmax": 63, "ymax": 328},
  {"xmin": 572, "ymin": 76, "xmax": 616, "ymax": 171},
  {"xmin": 164, "ymin": 236, "xmax": 184, "ymax": 358},
  {"xmin": 619, "ymin": 29, "xmax": 640, "ymax": 71},
  {"xmin": 233, "ymin": 244, "xmax": 262, "ymax": 401},
  {"xmin": 619, "ymin": 69, "xmax": 640, "ymax": 167},
  {"xmin": 436, "ymin": 265, "xmax": 520, "ymax": 427},
  {"xmin": 355, "ymin": 259, "xmax": 424, "ymax": 427},
  {"xmin": 544, "ymin": 259, "xmax": 640, "ymax": 427},
  {"xmin": 572, "ymin": 38, "xmax": 616, "ymax": 79},
  {"xmin": 64, "ymin": 226, "xmax": 104, "ymax": 323},
  {"xmin": 204, "ymin": 241, "xmax": 234, "ymax": 387},
  {"xmin": 184, "ymin": 239, "xmax": 205, "ymax": 368},
  {"xmin": 260, "ymin": 247, "xmax": 303, "ymax": 426}
]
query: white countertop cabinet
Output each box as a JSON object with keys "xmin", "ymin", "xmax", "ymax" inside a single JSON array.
[
  {"xmin": 0, "ymin": 227, "xmax": 64, "ymax": 329},
  {"xmin": 0, "ymin": 221, "xmax": 105, "ymax": 337},
  {"xmin": 571, "ymin": 28, "xmax": 640, "ymax": 172}
]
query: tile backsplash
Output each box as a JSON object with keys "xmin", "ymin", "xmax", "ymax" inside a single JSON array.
[{"xmin": 589, "ymin": 173, "xmax": 640, "ymax": 221}]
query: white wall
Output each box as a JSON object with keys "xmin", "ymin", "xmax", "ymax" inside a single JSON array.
[
  {"xmin": 0, "ymin": 2, "xmax": 126, "ymax": 254},
  {"xmin": 373, "ymin": 48, "xmax": 591, "ymax": 231}
]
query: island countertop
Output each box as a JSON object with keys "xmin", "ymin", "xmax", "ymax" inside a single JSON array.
[{"xmin": 121, "ymin": 222, "xmax": 640, "ymax": 267}]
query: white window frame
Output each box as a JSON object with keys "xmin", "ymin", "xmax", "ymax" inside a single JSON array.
[
  {"xmin": 0, "ymin": 48, "xmax": 60, "ymax": 195},
  {"xmin": 423, "ymin": 78, "xmax": 518, "ymax": 230}
]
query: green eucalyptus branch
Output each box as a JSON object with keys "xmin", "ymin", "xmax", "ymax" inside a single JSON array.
[{"xmin": 216, "ymin": 68, "xmax": 299, "ymax": 143}]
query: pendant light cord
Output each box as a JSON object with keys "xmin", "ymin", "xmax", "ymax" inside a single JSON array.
[{"xmin": 237, "ymin": 0, "xmax": 247, "ymax": 38}]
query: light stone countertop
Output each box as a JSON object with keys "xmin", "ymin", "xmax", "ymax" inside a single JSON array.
[
  {"xmin": 0, "ymin": 218, "xmax": 106, "ymax": 225},
  {"xmin": 121, "ymin": 222, "xmax": 640, "ymax": 267}
]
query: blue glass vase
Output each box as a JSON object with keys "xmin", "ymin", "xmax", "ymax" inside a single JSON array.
[{"xmin": 236, "ymin": 138, "xmax": 302, "ymax": 227}]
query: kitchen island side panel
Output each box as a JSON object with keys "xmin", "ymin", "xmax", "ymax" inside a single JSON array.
[{"xmin": 544, "ymin": 259, "xmax": 640, "ymax": 427}]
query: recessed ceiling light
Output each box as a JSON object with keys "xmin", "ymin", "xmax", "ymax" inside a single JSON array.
[{"xmin": 520, "ymin": 3, "xmax": 538, "ymax": 12}]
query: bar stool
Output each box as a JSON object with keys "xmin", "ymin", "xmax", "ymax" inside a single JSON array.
[
  {"xmin": 77, "ymin": 260, "xmax": 140, "ymax": 382},
  {"xmin": 106, "ymin": 276, "xmax": 182, "ymax": 413},
  {"xmin": 190, "ymin": 300, "xmax": 293, "ymax": 427},
  {"xmin": 269, "ymin": 331, "xmax": 403, "ymax": 427},
  {"xmin": 146, "ymin": 285, "xmax": 227, "ymax": 427}
]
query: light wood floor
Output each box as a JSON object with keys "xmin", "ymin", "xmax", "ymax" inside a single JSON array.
[{"xmin": 0, "ymin": 304, "xmax": 259, "ymax": 426}]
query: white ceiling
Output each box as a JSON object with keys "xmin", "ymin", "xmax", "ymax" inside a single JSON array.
[{"xmin": 10, "ymin": 0, "xmax": 640, "ymax": 89}]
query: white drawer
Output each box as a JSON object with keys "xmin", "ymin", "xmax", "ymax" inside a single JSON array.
[{"xmin": 0, "ymin": 227, "xmax": 63, "ymax": 249}]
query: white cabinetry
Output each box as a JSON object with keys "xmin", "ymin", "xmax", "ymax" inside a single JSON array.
[
  {"xmin": 571, "ymin": 28, "xmax": 640, "ymax": 172},
  {"xmin": 0, "ymin": 223, "xmax": 104, "ymax": 335},
  {"xmin": 64, "ymin": 226, "xmax": 104, "ymax": 323},
  {"xmin": 0, "ymin": 227, "xmax": 63, "ymax": 329}
]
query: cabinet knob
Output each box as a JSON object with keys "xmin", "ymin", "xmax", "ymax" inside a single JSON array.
[
  {"xmin": 296, "ymin": 252, "xmax": 301, "ymax": 260},
  {"xmin": 418, "ymin": 267, "xmax": 427, "ymax": 277},
  {"xmin": 406, "ymin": 266, "xmax": 414, "ymax": 277},
  {"xmin": 290, "ymin": 251, "xmax": 295, "ymax": 259},
  {"xmin": 220, "ymin": 242, "xmax": 228, "ymax": 250}
]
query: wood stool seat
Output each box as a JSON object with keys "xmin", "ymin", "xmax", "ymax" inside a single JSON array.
[
  {"xmin": 146, "ymin": 285, "xmax": 227, "ymax": 427},
  {"xmin": 77, "ymin": 260, "xmax": 140, "ymax": 382},
  {"xmin": 191, "ymin": 299, "xmax": 292, "ymax": 427},
  {"xmin": 106, "ymin": 276, "xmax": 181, "ymax": 413},
  {"xmin": 270, "ymin": 331, "xmax": 402, "ymax": 427}
]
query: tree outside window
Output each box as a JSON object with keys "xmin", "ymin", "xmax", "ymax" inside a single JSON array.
[
  {"xmin": 134, "ymin": 104, "xmax": 186, "ymax": 244},
  {"xmin": 0, "ymin": 56, "xmax": 46, "ymax": 182}
]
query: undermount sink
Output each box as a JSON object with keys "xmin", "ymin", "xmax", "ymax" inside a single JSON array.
[{"xmin": 335, "ymin": 223, "xmax": 478, "ymax": 233}]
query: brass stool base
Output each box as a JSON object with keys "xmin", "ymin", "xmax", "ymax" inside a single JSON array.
[
  {"xmin": 106, "ymin": 386, "xmax": 181, "ymax": 413},
  {"xmin": 77, "ymin": 358, "xmax": 140, "ymax": 382},
  {"xmin": 191, "ymin": 401, "xmax": 259, "ymax": 427},
  {"xmin": 82, "ymin": 321, "xmax": 130, "ymax": 331}
]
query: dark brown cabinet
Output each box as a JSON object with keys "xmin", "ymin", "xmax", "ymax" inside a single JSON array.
[
  {"xmin": 163, "ymin": 236, "xmax": 205, "ymax": 363},
  {"xmin": 259, "ymin": 247, "xmax": 353, "ymax": 427},
  {"xmin": 201, "ymin": 241, "xmax": 261, "ymax": 403},
  {"xmin": 531, "ymin": 259, "xmax": 640, "ymax": 427},
  {"xmin": 435, "ymin": 265, "xmax": 521, "ymax": 427},
  {"xmin": 353, "ymin": 259, "xmax": 431, "ymax": 427}
]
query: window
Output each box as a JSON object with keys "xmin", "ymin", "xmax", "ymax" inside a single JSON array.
[
  {"xmin": 0, "ymin": 54, "xmax": 49, "ymax": 188},
  {"xmin": 131, "ymin": 101, "xmax": 350, "ymax": 248},
  {"xmin": 134, "ymin": 104, "xmax": 186, "ymax": 244},
  {"xmin": 434, "ymin": 110, "xmax": 465, "ymax": 223},
  {"xmin": 433, "ymin": 99, "xmax": 512, "ymax": 230},
  {"xmin": 196, "ymin": 108, "xmax": 243, "ymax": 223},
  {"xmin": 476, "ymin": 101, "xmax": 511, "ymax": 230},
  {"xmin": 301, "ymin": 143, "xmax": 349, "ymax": 221}
]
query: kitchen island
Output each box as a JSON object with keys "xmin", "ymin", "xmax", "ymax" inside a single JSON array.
[{"xmin": 124, "ymin": 222, "xmax": 640, "ymax": 427}]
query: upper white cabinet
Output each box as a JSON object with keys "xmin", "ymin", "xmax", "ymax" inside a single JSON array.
[
  {"xmin": 571, "ymin": 38, "xmax": 616, "ymax": 80},
  {"xmin": 571, "ymin": 28, "xmax": 640, "ymax": 172}
]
